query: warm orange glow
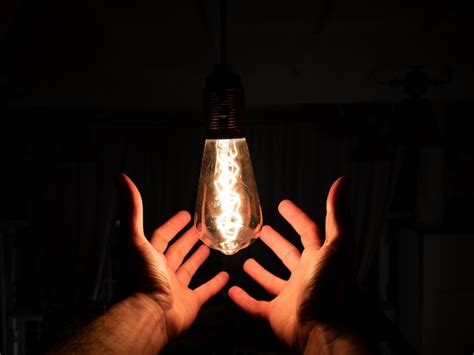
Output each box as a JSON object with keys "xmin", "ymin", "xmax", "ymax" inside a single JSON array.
[{"xmin": 194, "ymin": 138, "xmax": 262, "ymax": 255}]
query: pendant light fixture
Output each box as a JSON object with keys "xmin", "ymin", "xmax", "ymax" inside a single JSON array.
[{"xmin": 194, "ymin": 0, "xmax": 262, "ymax": 255}]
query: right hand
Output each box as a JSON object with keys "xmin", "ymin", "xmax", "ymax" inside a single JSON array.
[
  {"xmin": 116, "ymin": 174, "xmax": 229, "ymax": 345},
  {"xmin": 229, "ymin": 177, "xmax": 356, "ymax": 353}
]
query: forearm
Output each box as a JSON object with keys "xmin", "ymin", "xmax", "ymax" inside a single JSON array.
[
  {"xmin": 303, "ymin": 325, "xmax": 376, "ymax": 355},
  {"xmin": 50, "ymin": 293, "xmax": 168, "ymax": 354}
]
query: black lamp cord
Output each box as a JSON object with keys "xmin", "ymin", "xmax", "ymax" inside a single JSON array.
[{"xmin": 220, "ymin": 0, "xmax": 228, "ymax": 65}]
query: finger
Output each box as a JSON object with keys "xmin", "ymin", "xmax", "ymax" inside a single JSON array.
[
  {"xmin": 325, "ymin": 177, "xmax": 351, "ymax": 247},
  {"xmin": 259, "ymin": 225, "xmax": 301, "ymax": 271},
  {"xmin": 278, "ymin": 200, "xmax": 322, "ymax": 249},
  {"xmin": 194, "ymin": 271, "xmax": 229, "ymax": 306},
  {"xmin": 150, "ymin": 211, "xmax": 191, "ymax": 253},
  {"xmin": 228, "ymin": 286, "xmax": 269, "ymax": 319},
  {"xmin": 115, "ymin": 173, "xmax": 146, "ymax": 247},
  {"xmin": 176, "ymin": 245, "xmax": 210, "ymax": 285},
  {"xmin": 243, "ymin": 258, "xmax": 285, "ymax": 296},
  {"xmin": 165, "ymin": 227, "xmax": 200, "ymax": 271}
]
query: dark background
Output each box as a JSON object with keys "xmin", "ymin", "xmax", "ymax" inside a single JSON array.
[{"xmin": 1, "ymin": 0, "xmax": 474, "ymax": 354}]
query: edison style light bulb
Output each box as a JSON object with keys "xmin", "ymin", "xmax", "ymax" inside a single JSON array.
[{"xmin": 194, "ymin": 64, "xmax": 262, "ymax": 255}]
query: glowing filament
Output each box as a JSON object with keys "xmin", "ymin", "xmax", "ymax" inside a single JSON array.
[{"xmin": 214, "ymin": 140, "xmax": 243, "ymax": 241}]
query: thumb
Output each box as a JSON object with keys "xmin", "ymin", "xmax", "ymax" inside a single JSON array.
[
  {"xmin": 115, "ymin": 173, "xmax": 146, "ymax": 246},
  {"xmin": 325, "ymin": 176, "xmax": 352, "ymax": 247}
]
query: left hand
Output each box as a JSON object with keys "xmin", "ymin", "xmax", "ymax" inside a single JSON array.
[
  {"xmin": 116, "ymin": 173, "xmax": 229, "ymax": 344},
  {"xmin": 228, "ymin": 177, "xmax": 356, "ymax": 353}
]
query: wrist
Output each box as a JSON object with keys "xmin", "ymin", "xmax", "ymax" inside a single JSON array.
[
  {"xmin": 126, "ymin": 293, "xmax": 170, "ymax": 352},
  {"xmin": 303, "ymin": 323, "xmax": 373, "ymax": 355},
  {"xmin": 303, "ymin": 324, "xmax": 342, "ymax": 352}
]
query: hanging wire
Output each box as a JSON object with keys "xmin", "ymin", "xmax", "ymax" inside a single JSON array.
[{"xmin": 220, "ymin": 0, "xmax": 228, "ymax": 65}]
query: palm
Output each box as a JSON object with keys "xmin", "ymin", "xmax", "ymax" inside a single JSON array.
[
  {"xmin": 117, "ymin": 174, "xmax": 229, "ymax": 340},
  {"xmin": 268, "ymin": 249, "xmax": 319, "ymax": 343},
  {"xmin": 229, "ymin": 178, "xmax": 354, "ymax": 352}
]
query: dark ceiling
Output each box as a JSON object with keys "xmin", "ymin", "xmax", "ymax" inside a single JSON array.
[{"xmin": 1, "ymin": 0, "xmax": 473, "ymax": 110}]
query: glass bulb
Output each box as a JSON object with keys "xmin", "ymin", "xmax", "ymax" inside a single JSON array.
[{"xmin": 194, "ymin": 137, "xmax": 262, "ymax": 255}]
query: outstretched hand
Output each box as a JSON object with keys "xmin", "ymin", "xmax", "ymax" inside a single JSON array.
[
  {"xmin": 116, "ymin": 174, "xmax": 229, "ymax": 344},
  {"xmin": 229, "ymin": 177, "xmax": 356, "ymax": 353}
]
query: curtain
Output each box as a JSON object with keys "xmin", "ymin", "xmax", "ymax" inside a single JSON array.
[{"xmin": 22, "ymin": 109, "xmax": 402, "ymax": 309}]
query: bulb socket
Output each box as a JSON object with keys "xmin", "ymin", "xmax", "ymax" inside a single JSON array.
[{"xmin": 204, "ymin": 64, "xmax": 245, "ymax": 139}]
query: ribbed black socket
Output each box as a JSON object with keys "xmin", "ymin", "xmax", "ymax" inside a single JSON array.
[{"xmin": 204, "ymin": 64, "xmax": 245, "ymax": 139}]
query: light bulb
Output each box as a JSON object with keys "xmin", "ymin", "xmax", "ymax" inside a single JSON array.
[
  {"xmin": 195, "ymin": 137, "xmax": 262, "ymax": 255},
  {"xmin": 194, "ymin": 64, "xmax": 262, "ymax": 255}
]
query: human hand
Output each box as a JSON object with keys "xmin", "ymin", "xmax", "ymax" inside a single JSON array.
[
  {"xmin": 116, "ymin": 173, "xmax": 229, "ymax": 345},
  {"xmin": 229, "ymin": 177, "xmax": 356, "ymax": 353}
]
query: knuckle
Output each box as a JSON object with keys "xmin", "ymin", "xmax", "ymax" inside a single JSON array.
[
  {"xmin": 299, "ymin": 219, "xmax": 318, "ymax": 236},
  {"xmin": 283, "ymin": 248, "xmax": 300, "ymax": 264}
]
